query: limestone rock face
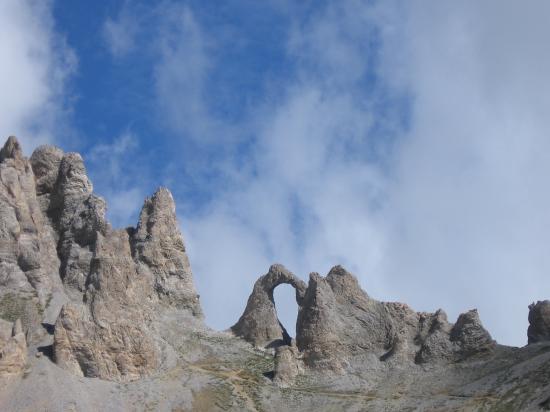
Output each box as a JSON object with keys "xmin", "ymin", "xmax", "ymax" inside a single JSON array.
[
  {"xmin": 0, "ymin": 319, "xmax": 27, "ymax": 377},
  {"xmin": 0, "ymin": 137, "xmax": 63, "ymax": 339},
  {"xmin": 48, "ymin": 152, "xmax": 107, "ymax": 295},
  {"xmin": 54, "ymin": 303, "xmax": 158, "ymax": 381},
  {"xmin": 53, "ymin": 187, "xmax": 202, "ymax": 381},
  {"xmin": 54, "ymin": 229, "xmax": 159, "ymax": 381},
  {"xmin": 297, "ymin": 266, "xmax": 402, "ymax": 370},
  {"xmin": 0, "ymin": 136, "xmax": 23, "ymax": 163},
  {"xmin": 29, "ymin": 145, "xmax": 64, "ymax": 211},
  {"xmin": 231, "ymin": 264, "xmax": 306, "ymax": 348},
  {"xmin": 415, "ymin": 310, "xmax": 454, "ymax": 363},
  {"xmin": 296, "ymin": 266, "xmax": 495, "ymax": 370},
  {"xmin": 527, "ymin": 300, "xmax": 550, "ymax": 344}
]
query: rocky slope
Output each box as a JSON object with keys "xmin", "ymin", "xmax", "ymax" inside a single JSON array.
[{"xmin": 0, "ymin": 136, "xmax": 549, "ymax": 411}]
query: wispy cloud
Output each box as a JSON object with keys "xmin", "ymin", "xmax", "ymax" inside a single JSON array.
[
  {"xmin": 153, "ymin": 5, "xmax": 222, "ymax": 143},
  {"xmin": 377, "ymin": 0, "xmax": 550, "ymax": 346},
  {"xmin": 86, "ymin": 131, "xmax": 148, "ymax": 227},
  {"xmin": 0, "ymin": 0, "xmax": 75, "ymax": 150},
  {"xmin": 185, "ymin": 2, "xmax": 391, "ymax": 336},
  {"xmin": 102, "ymin": 1, "xmax": 139, "ymax": 58}
]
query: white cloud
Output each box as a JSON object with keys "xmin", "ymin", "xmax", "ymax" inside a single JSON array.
[
  {"xmin": 148, "ymin": 1, "xmax": 550, "ymax": 346},
  {"xmin": 87, "ymin": 132, "xmax": 146, "ymax": 228},
  {"xmin": 186, "ymin": 211, "xmax": 273, "ymax": 330},
  {"xmin": 377, "ymin": 1, "xmax": 550, "ymax": 346},
  {"xmin": 102, "ymin": 2, "xmax": 139, "ymax": 58},
  {"xmin": 153, "ymin": 5, "xmax": 226, "ymax": 143},
  {"xmin": 0, "ymin": 0, "xmax": 75, "ymax": 151},
  {"xmin": 184, "ymin": 3, "xmax": 387, "ymax": 337}
]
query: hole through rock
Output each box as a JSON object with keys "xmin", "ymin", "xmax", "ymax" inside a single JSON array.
[{"xmin": 273, "ymin": 283, "xmax": 299, "ymax": 340}]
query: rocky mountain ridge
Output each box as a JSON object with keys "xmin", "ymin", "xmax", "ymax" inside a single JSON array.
[{"xmin": 0, "ymin": 136, "xmax": 549, "ymax": 411}]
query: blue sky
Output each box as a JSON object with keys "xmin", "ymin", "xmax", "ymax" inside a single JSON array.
[{"xmin": 3, "ymin": 0, "xmax": 550, "ymax": 346}]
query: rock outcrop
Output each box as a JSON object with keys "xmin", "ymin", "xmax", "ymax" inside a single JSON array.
[
  {"xmin": 53, "ymin": 186, "xmax": 203, "ymax": 381},
  {"xmin": 53, "ymin": 228, "xmax": 159, "ymax": 381},
  {"xmin": 0, "ymin": 137, "xmax": 202, "ymax": 382},
  {"xmin": 231, "ymin": 264, "xmax": 306, "ymax": 348},
  {"xmin": 236, "ymin": 264, "xmax": 495, "ymax": 373},
  {"xmin": 298, "ymin": 267, "xmax": 494, "ymax": 369},
  {"xmin": 528, "ymin": 300, "xmax": 550, "ymax": 344},
  {"xmin": 131, "ymin": 188, "xmax": 202, "ymax": 316}
]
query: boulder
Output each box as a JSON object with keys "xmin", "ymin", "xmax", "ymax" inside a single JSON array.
[{"xmin": 273, "ymin": 341, "xmax": 303, "ymax": 387}]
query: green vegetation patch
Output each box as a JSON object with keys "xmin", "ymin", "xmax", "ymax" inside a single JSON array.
[{"xmin": 0, "ymin": 292, "xmax": 34, "ymax": 323}]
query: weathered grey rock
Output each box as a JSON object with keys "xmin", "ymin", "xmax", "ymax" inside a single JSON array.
[
  {"xmin": 449, "ymin": 309, "xmax": 495, "ymax": 358},
  {"xmin": 296, "ymin": 266, "xmax": 398, "ymax": 371},
  {"xmin": 415, "ymin": 309, "xmax": 454, "ymax": 363},
  {"xmin": 527, "ymin": 300, "xmax": 550, "ymax": 344},
  {"xmin": 0, "ymin": 318, "xmax": 27, "ymax": 377},
  {"xmin": 52, "ymin": 185, "xmax": 203, "ymax": 381},
  {"xmin": 296, "ymin": 266, "xmax": 495, "ymax": 371},
  {"xmin": 49, "ymin": 153, "xmax": 107, "ymax": 294},
  {"xmin": 29, "ymin": 145, "xmax": 64, "ymax": 207},
  {"xmin": 0, "ymin": 136, "xmax": 23, "ymax": 163},
  {"xmin": 53, "ymin": 207, "xmax": 193, "ymax": 381},
  {"xmin": 0, "ymin": 136, "xmax": 204, "ymax": 381},
  {"xmin": 52, "ymin": 226, "xmax": 157, "ymax": 382},
  {"xmin": 237, "ymin": 263, "xmax": 483, "ymax": 371},
  {"xmin": 54, "ymin": 302, "xmax": 158, "ymax": 382},
  {"xmin": 231, "ymin": 264, "xmax": 306, "ymax": 348}
]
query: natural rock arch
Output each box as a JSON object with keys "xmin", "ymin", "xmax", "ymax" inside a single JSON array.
[{"xmin": 231, "ymin": 264, "xmax": 307, "ymax": 348}]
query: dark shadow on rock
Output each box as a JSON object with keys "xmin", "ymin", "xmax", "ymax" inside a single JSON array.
[
  {"xmin": 41, "ymin": 323, "xmax": 55, "ymax": 335},
  {"xmin": 266, "ymin": 338, "xmax": 289, "ymax": 350},
  {"xmin": 37, "ymin": 344, "xmax": 54, "ymax": 361},
  {"xmin": 263, "ymin": 370, "xmax": 275, "ymax": 380}
]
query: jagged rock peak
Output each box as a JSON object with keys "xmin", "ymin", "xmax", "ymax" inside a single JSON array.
[
  {"xmin": 528, "ymin": 300, "xmax": 550, "ymax": 344},
  {"xmin": 325, "ymin": 264, "xmax": 371, "ymax": 300},
  {"xmin": 449, "ymin": 309, "xmax": 495, "ymax": 358},
  {"xmin": 0, "ymin": 136, "xmax": 23, "ymax": 162},
  {"xmin": 132, "ymin": 186, "xmax": 202, "ymax": 316},
  {"xmin": 57, "ymin": 152, "xmax": 93, "ymax": 196},
  {"xmin": 30, "ymin": 145, "xmax": 64, "ymax": 195},
  {"xmin": 147, "ymin": 186, "xmax": 176, "ymax": 210}
]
